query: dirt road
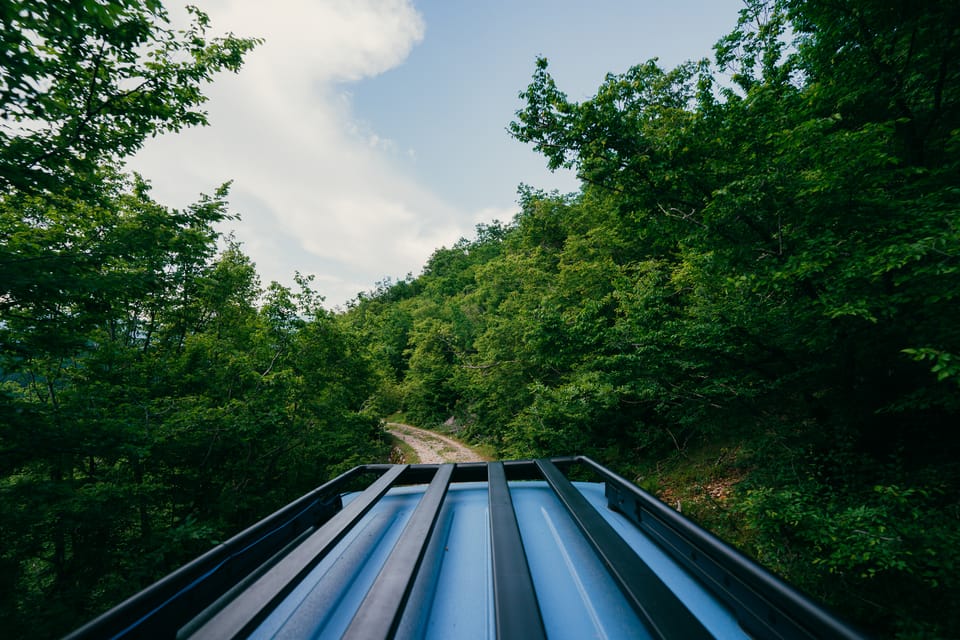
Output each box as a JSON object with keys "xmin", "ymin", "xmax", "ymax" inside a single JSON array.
[{"xmin": 386, "ymin": 422, "xmax": 487, "ymax": 464}]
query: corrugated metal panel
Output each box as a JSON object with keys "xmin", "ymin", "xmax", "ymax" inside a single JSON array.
[{"xmin": 65, "ymin": 457, "xmax": 868, "ymax": 640}]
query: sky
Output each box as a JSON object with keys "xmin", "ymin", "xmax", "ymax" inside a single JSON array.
[{"xmin": 129, "ymin": 0, "xmax": 746, "ymax": 308}]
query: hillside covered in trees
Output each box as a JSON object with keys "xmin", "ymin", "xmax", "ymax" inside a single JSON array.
[
  {"xmin": 343, "ymin": 1, "xmax": 960, "ymax": 637},
  {"xmin": 1, "ymin": 0, "xmax": 958, "ymax": 638}
]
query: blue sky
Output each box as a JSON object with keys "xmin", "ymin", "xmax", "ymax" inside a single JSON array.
[{"xmin": 130, "ymin": 0, "xmax": 745, "ymax": 308}]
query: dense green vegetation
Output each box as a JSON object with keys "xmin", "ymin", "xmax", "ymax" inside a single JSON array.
[
  {"xmin": 343, "ymin": 1, "xmax": 960, "ymax": 637},
  {"xmin": 2, "ymin": 0, "xmax": 958, "ymax": 638},
  {"xmin": 0, "ymin": 2, "xmax": 385, "ymax": 636}
]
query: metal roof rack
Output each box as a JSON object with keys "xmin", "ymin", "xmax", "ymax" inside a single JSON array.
[{"xmin": 66, "ymin": 457, "xmax": 867, "ymax": 639}]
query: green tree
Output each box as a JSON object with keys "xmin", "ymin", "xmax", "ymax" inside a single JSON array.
[
  {"xmin": 1, "ymin": 181, "xmax": 387, "ymax": 635},
  {"xmin": 0, "ymin": 2, "xmax": 267, "ymax": 635},
  {"xmin": 346, "ymin": 1, "xmax": 960, "ymax": 635},
  {"xmin": 0, "ymin": 177, "xmax": 240, "ymax": 635},
  {"xmin": 0, "ymin": 0, "xmax": 258, "ymax": 194}
]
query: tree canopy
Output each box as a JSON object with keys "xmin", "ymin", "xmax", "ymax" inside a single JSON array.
[
  {"xmin": 2, "ymin": 0, "xmax": 959, "ymax": 637},
  {"xmin": 345, "ymin": 1, "xmax": 960, "ymax": 636},
  {"xmin": 0, "ymin": 3, "xmax": 385, "ymax": 636},
  {"xmin": 0, "ymin": 0, "xmax": 257, "ymax": 194}
]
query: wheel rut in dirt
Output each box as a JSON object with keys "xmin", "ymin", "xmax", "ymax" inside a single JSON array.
[{"xmin": 386, "ymin": 422, "xmax": 487, "ymax": 464}]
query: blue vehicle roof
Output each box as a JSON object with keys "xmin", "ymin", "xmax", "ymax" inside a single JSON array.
[{"xmin": 66, "ymin": 457, "xmax": 867, "ymax": 639}]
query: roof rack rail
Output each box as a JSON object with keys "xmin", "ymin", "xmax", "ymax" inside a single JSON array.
[{"xmin": 66, "ymin": 457, "xmax": 867, "ymax": 640}]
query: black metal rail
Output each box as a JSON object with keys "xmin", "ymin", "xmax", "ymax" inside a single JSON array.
[
  {"xmin": 585, "ymin": 457, "xmax": 866, "ymax": 640},
  {"xmin": 63, "ymin": 465, "xmax": 375, "ymax": 640},
  {"xmin": 65, "ymin": 456, "xmax": 866, "ymax": 640},
  {"xmin": 488, "ymin": 461, "xmax": 547, "ymax": 640},
  {"xmin": 342, "ymin": 464, "xmax": 454, "ymax": 640},
  {"xmin": 190, "ymin": 464, "xmax": 408, "ymax": 639},
  {"xmin": 537, "ymin": 458, "xmax": 712, "ymax": 639}
]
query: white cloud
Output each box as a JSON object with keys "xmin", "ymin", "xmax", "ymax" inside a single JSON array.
[
  {"xmin": 211, "ymin": 0, "xmax": 425, "ymax": 87},
  {"xmin": 129, "ymin": 0, "xmax": 482, "ymax": 307}
]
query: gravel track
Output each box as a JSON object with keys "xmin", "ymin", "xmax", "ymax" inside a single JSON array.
[{"xmin": 386, "ymin": 422, "xmax": 487, "ymax": 464}]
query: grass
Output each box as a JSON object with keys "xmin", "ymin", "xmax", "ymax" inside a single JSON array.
[
  {"xmin": 384, "ymin": 411, "xmax": 408, "ymax": 424},
  {"xmin": 387, "ymin": 433, "xmax": 419, "ymax": 464},
  {"xmin": 625, "ymin": 436, "xmax": 754, "ymax": 551},
  {"xmin": 471, "ymin": 442, "xmax": 498, "ymax": 461}
]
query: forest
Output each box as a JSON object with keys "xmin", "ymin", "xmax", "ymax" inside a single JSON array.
[{"xmin": 1, "ymin": 0, "xmax": 958, "ymax": 638}]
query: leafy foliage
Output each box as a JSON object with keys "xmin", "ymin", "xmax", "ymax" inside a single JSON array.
[
  {"xmin": 0, "ymin": 177, "xmax": 386, "ymax": 637},
  {"xmin": 3, "ymin": 0, "xmax": 959, "ymax": 637},
  {"xmin": 346, "ymin": 1, "xmax": 960, "ymax": 635},
  {"xmin": 0, "ymin": 3, "xmax": 384, "ymax": 637},
  {"xmin": 0, "ymin": 0, "xmax": 259, "ymax": 194}
]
